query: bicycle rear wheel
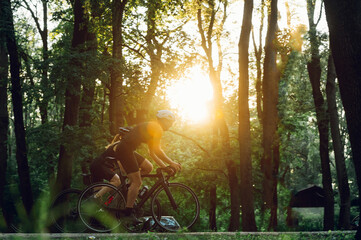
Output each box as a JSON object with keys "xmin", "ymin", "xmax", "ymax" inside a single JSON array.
[
  {"xmin": 151, "ymin": 183, "xmax": 200, "ymax": 231},
  {"xmin": 77, "ymin": 183, "xmax": 126, "ymax": 233},
  {"xmin": 50, "ymin": 188, "xmax": 86, "ymax": 233}
]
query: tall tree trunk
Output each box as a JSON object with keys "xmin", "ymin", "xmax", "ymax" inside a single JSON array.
[
  {"xmin": 238, "ymin": 0, "xmax": 257, "ymax": 231},
  {"xmin": 136, "ymin": 0, "xmax": 163, "ymax": 123},
  {"xmin": 109, "ymin": 0, "xmax": 127, "ymax": 134},
  {"xmin": 326, "ymin": 53, "xmax": 350, "ymax": 229},
  {"xmin": 1, "ymin": 0, "xmax": 34, "ymax": 214},
  {"xmin": 55, "ymin": 0, "xmax": 87, "ymax": 193},
  {"xmin": 324, "ymin": 1, "xmax": 361, "ymax": 235},
  {"xmin": 261, "ymin": 0, "xmax": 279, "ymax": 230},
  {"xmin": 0, "ymin": 20, "xmax": 10, "ymax": 227},
  {"xmin": 40, "ymin": 0, "xmax": 49, "ymax": 124},
  {"xmin": 197, "ymin": 0, "xmax": 240, "ymax": 231},
  {"xmin": 79, "ymin": 4, "xmax": 99, "ymax": 174},
  {"xmin": 306, "ymin": 0, "xmax": 334, "ymax": 230},
  {"xmin": 252, "ymin": 0, "xmax": 265, "ymax": 124},
  {"xmin": 324, "ymin": 0, "xmax": 361, "ymax": 233}
]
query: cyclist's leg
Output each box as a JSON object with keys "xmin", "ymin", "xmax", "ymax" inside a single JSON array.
[
  {"xmin": 135, "ymin": 152, "xmax": 153, "ymax": 175},
  {"xmin": 126, "ymin": 171, "xmax": 142, "ymax": 208},
  {"xmin": 90, "ymin": 158, "xmax": 121, "ymax": 197},
  {"xmin": 95, "ymin": 174, "xmax": 121, "ymax": 197}
]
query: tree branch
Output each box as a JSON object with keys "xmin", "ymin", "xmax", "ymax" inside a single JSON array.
[
  {"xmin": 194, "ymin": 167, "xmax": 228, "ymax": 178},
  {"xmin": 21, "ymin": 0, "xmax": 43, "ymax": 35},
  {"xmin": 197, "ymin": 4, "xmax": 209, "ymax": 54},
  {"xmin": 169, "ymin": 129, "xmax": 210, "ymax": 156}
]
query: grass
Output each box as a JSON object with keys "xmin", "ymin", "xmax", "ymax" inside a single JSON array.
[{"xmin": 0, "ymin": 231, "xmax": 356, "ymax": 240}]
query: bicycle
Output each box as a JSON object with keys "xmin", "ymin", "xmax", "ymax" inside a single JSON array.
[
  {"xmin": 50, "ymin": 188, "xmax": 87, "ymax": 233},
  {"xmin": 77, "ymin": 167, "xmax": 200, "ymax": 233}
]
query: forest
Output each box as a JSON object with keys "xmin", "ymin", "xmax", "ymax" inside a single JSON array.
[{"xmin": 0, "ymin": 0, "xmax": 361, "ymax": 237}]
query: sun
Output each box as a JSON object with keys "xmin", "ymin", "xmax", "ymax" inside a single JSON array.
[{"xmin": 167, "ymin": 67, "xmax": 213, "ymax": 124}]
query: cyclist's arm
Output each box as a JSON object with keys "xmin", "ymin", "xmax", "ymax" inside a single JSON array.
[
  {"xmin": 148, "ymin": 139, "xmax": 181, "ymax": 171},
  {"xmin": 147, "ymin": 122, "xmax": 181, "ymax": 171}
]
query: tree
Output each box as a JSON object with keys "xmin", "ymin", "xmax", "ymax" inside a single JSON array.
[
  {"xmin": 21, "ymin": 0, "xmax": 50, "ymax": 124},
  {"xmin": 325, "ymin": 53, "xmax": 350, "ymax": 229},
  {"xmin": 55, "ymin": 0, "xmax": 88, "ymax": 193},
  {"xmin": 324, "ymin": 0, "xmax": 361, "ymax": 237},
  {"xmin": 1, "ymin": 0, "xmax": 34, "ymax": 215},
  {"xmin": 261, "ymin": 0, "xmax": 280, "ymax": 230},
  {"xmin": 306, "ymin": 0, "xmax": 334, "ymax": 230},
  {"xmin": 109, "ymin": 0, "xmax": 127, "ymax": 134},
  {"xmin": 252, "ymin": 0, "xmax": 265, "ymax": 123},
  {"xmin": 238, "ymin": 0, "xmax": 257, "ymax": 231},
  {"xmin": 0, "ymin": 13, "xmax": 10, "ymax": 227},
  {"xmin": 197, "ymin": 0, "xmax": 240, "ymax": 231},
  {"xmin": 123, "ymin": 0, "xmax": 188, "ymax": 123}
]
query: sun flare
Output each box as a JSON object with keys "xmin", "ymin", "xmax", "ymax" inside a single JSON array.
[{"xmin": 167, "ymin": 67, "xmax": 213, "ymax": 124}]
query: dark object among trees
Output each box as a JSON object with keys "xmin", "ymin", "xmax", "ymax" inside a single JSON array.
[{"xmin": 290, "ymin": 185, "xmax": 326, "ymax": 208}]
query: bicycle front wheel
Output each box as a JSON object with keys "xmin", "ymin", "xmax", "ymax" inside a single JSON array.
[
  {"xmin": 78, "ymin": 182, "xmax": 126, "ymax": 233},
  {"xmin": 151, "ymin": 183, "xmax": 200, "ymax": 231},
  {"xmin": 50, "ymin": 188, "xmax": 86, "ymax": 233}
]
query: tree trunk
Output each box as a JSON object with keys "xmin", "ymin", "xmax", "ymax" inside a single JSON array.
[
  {"xmin": 238, "ymin": 0, "xmax": 257, "ymax": 231},
  {"xmin": 324, "ymin": 1, "xmax": 361, "ymax": 235},
  {"xmin": 197, "ymin": 0, "xmax": 240, "ymax": 231},
  {"xmin": 109, "ymin": 0, "xmax": 127, "ymax": 134},
  {"xmin": 0, "ymin": 20, "xmax": 10, "ymax": 227},
  {"xmin": 137, "ymin": 0, "xmax": 163, "ymax": 123},
  {"xmin": 22, "ymin": 0, "xmax": 49, "ymax": 124},
  {"xmin": 39, "ymin": 0, "xmax": 49, "ymax": 124},
  {"xmin": 55, "ymin": 0, "xmax": 87, "ymax": 193},
  {"xmin": 306, "ymin": 0, "xmax": 334, "ymax": 230},
  {"xmin": 209, "ymin": 184, "xmax": 217, "ymax": 231},
  {"xmin": 261, "ymin": 0, "xmax": 279, "ymax": 230},
  {"xmin": 2, "ymin": 0, "xmax": 34, "ymax": 214},
  {"xmin": 252, "ymin": 0, "xmax": 265, "ymax": 124},
  {"xmin": 326, "ymin": 53, "xmax": 350, "ymax": 229}
]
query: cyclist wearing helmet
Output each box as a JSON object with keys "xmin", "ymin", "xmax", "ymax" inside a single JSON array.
[{"xmin": 90, "ymin": 110, "xmax": 181, "ymax": 222}]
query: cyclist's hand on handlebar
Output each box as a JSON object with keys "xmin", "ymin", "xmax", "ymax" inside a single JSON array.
[
  {"xmin": 170, "ymin": 162, "xmax": 181, "ymax": 172},
  {"xmin": 163, "ymin": 166, "xmax": 175, "ymax": 175}
]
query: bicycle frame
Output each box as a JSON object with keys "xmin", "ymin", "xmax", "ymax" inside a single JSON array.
[{"xmin": 120, "ymin": 169, "xmax": 178, "ymax": 212}]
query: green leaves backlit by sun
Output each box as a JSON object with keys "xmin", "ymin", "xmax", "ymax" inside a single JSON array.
[{"xmin": 167, "ymin": 67, "xmax": 213, "ymax": 124}]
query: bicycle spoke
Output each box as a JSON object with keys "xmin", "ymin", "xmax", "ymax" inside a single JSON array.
[
  {"xmin": 151, "ymin": 183, "xmax": 199, "ymax": 231},
  {"xmin": 50, "ymin": 189, "xmax": 87, "ymax": 233},
  {"xmin": 78, "ymin": 183, "xmax": 127, "ymax": 233}
]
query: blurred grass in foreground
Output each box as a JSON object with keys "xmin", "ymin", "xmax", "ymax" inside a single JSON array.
[{"xmin": 0, "ymin": 231, "xmax": 356, "ymax": 240}]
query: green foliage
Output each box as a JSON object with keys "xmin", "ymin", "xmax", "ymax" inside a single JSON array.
[{"xmin": 3, "ymin": 0, "xmax": 359, "ymax": 234}]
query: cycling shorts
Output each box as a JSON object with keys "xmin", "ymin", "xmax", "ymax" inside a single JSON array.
[{"xmin": 90, "ymin": 151, "xmax": 145, "ymax": 182}]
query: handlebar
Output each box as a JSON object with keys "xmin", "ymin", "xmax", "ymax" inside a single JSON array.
[{"xmin": 156, "ymin": 166, "xmax": 176, "ymax": 177}]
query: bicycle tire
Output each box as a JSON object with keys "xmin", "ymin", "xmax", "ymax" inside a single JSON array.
[
  {"xmin": 77, "ymin": 182, "xmax": 126, "ymax": 233},
  {"xmin": 151, "ymin": 183, "xmax": 200, "ymax": 231},
  {"xmin": 124, "ymin": 196, "xmax": 162, "ymax": 232},
  {"xmin": 50, "ymin": 188, "xmax": 87, "ymax": 233}
]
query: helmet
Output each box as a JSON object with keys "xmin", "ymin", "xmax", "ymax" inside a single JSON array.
[{"xmin": 156, "ymin": 110, "xmax": 176, "ymax": 122}]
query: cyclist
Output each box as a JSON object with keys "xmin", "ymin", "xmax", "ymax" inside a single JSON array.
[{"xmin": 89, "ymin": 110, "xmax": 182, "ymax": 223}]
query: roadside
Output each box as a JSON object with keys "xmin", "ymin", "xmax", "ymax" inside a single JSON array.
[{"xmin": 0, "ymin": 231, "xmax": 356, "ymax": 240}]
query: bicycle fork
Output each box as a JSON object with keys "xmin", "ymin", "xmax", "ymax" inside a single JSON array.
[{"xmin": 163, "ymin": 183, "xmax": 178, "ymax": 210}]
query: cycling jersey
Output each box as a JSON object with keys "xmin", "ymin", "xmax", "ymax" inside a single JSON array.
[{"xmin": 90, "ymin": 121, "xmax": 163, "ymax": 180}]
